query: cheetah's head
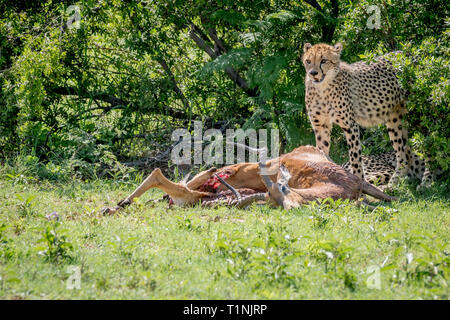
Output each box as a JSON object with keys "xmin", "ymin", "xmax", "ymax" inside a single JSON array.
[{"xmin": 302, "ymin": 43, "xmax": 342, "ymax": 84}]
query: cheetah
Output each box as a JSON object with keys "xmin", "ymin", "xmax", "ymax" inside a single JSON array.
[
  {"xmin": 342, "ymin": 152, "xmax": 396, "ymax": 186},
  {"xmin": 341, "ymin": 150, "xmax": 441, "ymax": 189},
  {"xmin": 341, "ymin": 151, "xmax": 431, "ymax": 186},
  {"xmin": 302, "ymin": 42, "xmax": 417, "ymax": 186}
]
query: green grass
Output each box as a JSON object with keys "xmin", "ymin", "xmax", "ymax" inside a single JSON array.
[{"xmin": 0, "ymin": 175, "xmax": 449, "ymax": 300}]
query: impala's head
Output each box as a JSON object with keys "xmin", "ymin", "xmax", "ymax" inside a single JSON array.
[
  {"xmin": 302, "ymin": 43, "xmax": 342, "ymax": 84},
  {"xmin": 258, "ymin": 163, "xmax": 304, "ymax": 209}
]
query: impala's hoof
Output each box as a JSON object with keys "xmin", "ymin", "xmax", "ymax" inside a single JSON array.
[
  {"xmin": 100, "ymin": 207, "xmax": 113, "ymax": 215},
  {"xmin": 117, "ymin": 199, "xmax": 131, "ymax": 208}
]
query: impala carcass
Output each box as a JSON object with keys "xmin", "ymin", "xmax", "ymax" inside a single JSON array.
[{"xmin": 102, "ymin": 146, "xmax": 395, "ymax": 214}]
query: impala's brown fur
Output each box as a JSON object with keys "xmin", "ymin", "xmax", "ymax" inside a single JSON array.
[{"xmin": 102, "ymin": 146, "xmax": 395, "ymax": 214}]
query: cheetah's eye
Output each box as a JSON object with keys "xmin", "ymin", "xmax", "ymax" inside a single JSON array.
[
  {"xmin": 321, "ymin": 59, "xmax": 327, "ymax": 64},
  {"xmin": 306, "ymin": 59, "xmax": 311, "ymax": 64}
]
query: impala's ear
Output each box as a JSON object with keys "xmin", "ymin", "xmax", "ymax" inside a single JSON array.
[
  {"xmin": 334, "ymin": 43, "xmax": 343, "ymax": 54},
  {"xmin": 303, "ymin": 43, "xmax": 312, "ymax": 53}
]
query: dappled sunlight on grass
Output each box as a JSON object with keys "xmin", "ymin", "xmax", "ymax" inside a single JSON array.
[{"xmin": 0, "ymin": 177, "xmax": 448, "ymax": 299}]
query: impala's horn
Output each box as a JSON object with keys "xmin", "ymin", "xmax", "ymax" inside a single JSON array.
[{"xmin": 214, "ymin": 174, "xmax": 242, "ymax": 203}]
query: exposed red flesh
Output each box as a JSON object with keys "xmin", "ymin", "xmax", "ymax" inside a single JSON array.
[{"xmin": 199, "ymin": 172, "xmax": 230, "ymax": 192}]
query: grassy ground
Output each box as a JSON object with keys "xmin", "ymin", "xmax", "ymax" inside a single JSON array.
[{"xmin": 0, "ymin": 174, "xmax": 449, "ymax": 300}]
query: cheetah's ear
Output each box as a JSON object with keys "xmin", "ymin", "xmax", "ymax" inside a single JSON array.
[
  {"xmin": 334, "ymin": 43, "xmax": 343, "ymax": 54},
  {"xmin": 303, "ymin": 43, "xmax": 312, "ymax": 53}
]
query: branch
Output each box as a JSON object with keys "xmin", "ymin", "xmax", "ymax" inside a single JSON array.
[
  {"xmin": 189, "ymin": 21, "xmax": 213, "ymax": 45},
  {"xmin": 0, "ymin": 66, "xmax": 12, "ymax": 74},
  {"xmin": 189, "ymin": 24, "xmax": 217, "ymax": 58},
  {"xmin": 303, "ymin": 0, "xmax": 339, "ymax": 43},
  {"xmin": 303, "ymin": 0, "xmax": 322, "ymax": 11},
  {"xmin": 322, "ymin": 0, "xmax": 339, "ymax": 43},
  {"xmin": 208, "ymin": 27, "xmax": 227, "ymax": 55},
  {"xmin": 121, "ymin": 137, "xmax": 183, "ymax": 168},
  {"xmin": 157, "ymin": 58, "xmax": 191, "ymax": 113},
  {"xmin": 48, "ymin": 86, "xmax": 188, "ymax": 120},
  {"xmin": 50, "ymin": 86, "xmax": 127, "ymax": 106},
  {"xmin": 188, "ymin": 23, "xmax": 258, "ymax": 97},
  {"xmin": 331, "ymin": 0, "xmax": 339, "ymax": 16}
]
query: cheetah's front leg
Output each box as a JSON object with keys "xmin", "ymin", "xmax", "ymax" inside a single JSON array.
[{"xmin": 310, "ymin": 119, "xmax": 332, "ymax": 156}]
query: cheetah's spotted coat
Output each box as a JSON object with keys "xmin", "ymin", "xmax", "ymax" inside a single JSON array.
[
  {"xmin": 302, "ymin": 43, "xmax": 421, "ymax": 186},
  {"xmin": 341, "ymin": 151, "xmax": 430, "ymax": 186}
]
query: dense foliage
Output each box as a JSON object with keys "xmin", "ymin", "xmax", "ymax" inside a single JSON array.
[{"xmin": 0, "ymin": 0, "xmax": 448, "ymax": 180}]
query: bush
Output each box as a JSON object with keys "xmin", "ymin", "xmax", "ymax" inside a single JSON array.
[
  {"xmin": 0, "ymin": 0, "xmax": 448, "ymax": 181},
  {"xmin": 392, "ymin": 34, "xmax": 449, "ymax": 172}
]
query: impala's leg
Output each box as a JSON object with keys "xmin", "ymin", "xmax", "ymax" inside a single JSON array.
[
  {"xmin": 125, "ymin": 168, "xmax": 193, "ymax": 202},
  {"xmin": 291, "ymin": 185, "xmax": 347, "ymax": 202},
  {"xmin": 186, "ymin": 167, "xmax": 217, "ymax": 189},
  {"xmin": 102, "ymin": 168, "xmax": 208, "ymax": 214},
  {"xmin": 122, "ymin": 168, "xmax": 164, "ymax": 204}
]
